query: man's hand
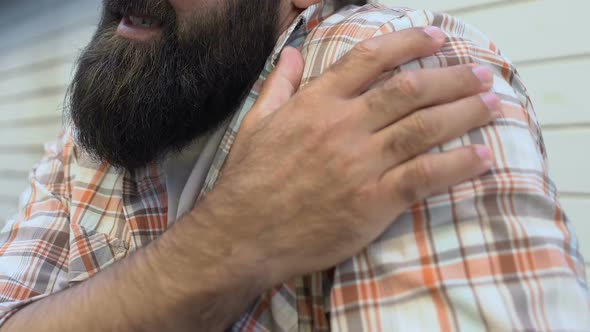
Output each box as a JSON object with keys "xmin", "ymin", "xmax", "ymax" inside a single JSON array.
[
  {"xmin": 2, "ymin": 28, "xmax": 499, "ymax": 332},
  {"xmin": 196, "ymin": 27, "xmax": 499, "ymax": 285}
]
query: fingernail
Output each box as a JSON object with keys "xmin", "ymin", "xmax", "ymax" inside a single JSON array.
[
  {"xmin": 473, "ymin": 66, "xmax": 493, "ymax": 84},
  {"xmin": 481, "ymin": 93, "xmax": 501, "ymax": 111},
  {"xmin": 475, "ymin": 146, "xmax": 492, "ymax": 161},
  {"xmin": 424, "ymin": 26, "xmax": 446, "ymax": 42}
]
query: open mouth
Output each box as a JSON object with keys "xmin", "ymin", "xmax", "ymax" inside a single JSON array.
[
  {"xmin": 127, "ymin": 15, "xmax": 162, "ymax": 28},
  {"xmin": 117, "ymin": 14, "xmax": 164, "ymax": 41}
]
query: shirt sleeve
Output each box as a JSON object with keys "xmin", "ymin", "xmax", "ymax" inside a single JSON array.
[
  {"xmin": 0, "ymin": 133, "xmax": 72, "ymax": 326},
  {"xmin": 328, "ymin": 10, "xmax": 590, "ymax": 331}
]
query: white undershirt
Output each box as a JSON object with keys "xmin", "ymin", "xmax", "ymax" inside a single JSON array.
[{"xmin": 163, "ymin": 122, "xmax": 230, "ymax": 223}]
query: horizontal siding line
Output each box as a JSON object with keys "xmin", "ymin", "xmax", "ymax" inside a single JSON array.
[
  {"xmin": 560, "ymin": 192, "xmax": 590, "ymax": 199},
  {"xmin": 515, "ymin": 53, "xmax": 590, "ymax": 68},
  {"xmin": 541, "ymin": 123, "xmax": 590, "ymax": 131},
  {"xmin": 0, "ymin": 170, "xmax": 30, "ymax": 179},
  {"xmin": 5, "ymin": 53, "xmax": 586, "ymax": 81},
  {"xmin": 0, "ymin": 195, "xmax": 18, "ymax": 206},
  {"xmin": 0, "ymin": 145, "xmax": 45, "ymax": 154},
  {"xmin": 0, "ymin": 17, "xmax": 95, "ymax": 56},
  {"xmin": 0, "ymin": 99, "xmax": 64, "ymax": 111},
  {"xmin": 0, "ymin": 85, "xmax": 67, "ymax": 106},
  {"xmin": 0, "ymin": 115, "xmax": 62, "ymax": 129},
  {"xmin": 446, "ymin": 0, "xmax": 536, "ymax": 15},
  {"xmin": 0, "ymin": 0, "xmax": 72, "ymax": 32},
  {"xmin": 0, "ymin": 56, "xmax": 74, "ymax": 81}
]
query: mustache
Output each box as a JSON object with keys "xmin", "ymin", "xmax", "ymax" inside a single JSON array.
[
  {"xmin": 69, "ymin": 0, "xmax": 281, "ymax": 170},
  {"xmin": 103, "ymin": 0, "xmax": 175, "ymax": 24}
]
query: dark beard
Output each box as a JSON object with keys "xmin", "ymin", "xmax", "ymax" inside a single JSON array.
[{"xmin": 67, "ymin": 0, "xmax": 280, "ymax": 170}]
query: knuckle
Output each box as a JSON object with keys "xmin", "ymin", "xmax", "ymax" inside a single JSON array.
[
  {"xmin": 389, "ymin": 112, "xmax": 433, "ymax": 157},
  {"xmin": 455, "ymin": 66, "xmax": 473, "ymax": 89},
  {"xmin": 360, "ymin": 92, "xmax": 384, "ymax": 115},
  {"xmin": 309, "ymin": 119, "xmax": 331, "ymax": 142},
  {"xmin": 307, "ymin": 112, "xmax": 346, "ymax": 145},
  {"xmin": 293, "ymin": 87, "xmax": 317, "ymax": 106},
  {"xmin": 396, "ymin": 171, "xmax": 419, "ymax": 205},
  {"xmin": 351, "ymin": 40, "xmax": 379, "ymax": 63},
  {"xmin": 414, "ymin": 158, "xmax": 433, "ymax": 188},
  {"xmin": 291, "ymin": 93, "xmax": 312, "ymax": 114},
  {"xmin": 408, "ymin": 112, "xmax": 433, "ymax": 136},
  {"xmin": 390, "ymin": 72, "xmax": 421, "ymax": 99},
  {"xmin": 396, "ymin": 160, "xmax": 431, "ymax": 205},
  {"xmin": 332, "ymin": 142, "xmax": 371, "ymax": 184},
  {"xmin": 335, "ymin": 152, "xmax": 359, "ymax": 178},
  {"xmin": 395, "ymin": 112, "xmax": 445, "ymax": 162},
  {"xmin": 388, "ymin": 129, "xmax": 420, "ymax": 160}
]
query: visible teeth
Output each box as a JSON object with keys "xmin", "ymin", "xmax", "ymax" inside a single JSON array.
[{"xmin": 129, "ymin": 16, "xmax": 159, "ymax": 28}]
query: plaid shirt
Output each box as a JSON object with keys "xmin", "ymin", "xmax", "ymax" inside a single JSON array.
[{"xmin": 1, "ymin": 3, "xmax": 589, "ymax": 331}]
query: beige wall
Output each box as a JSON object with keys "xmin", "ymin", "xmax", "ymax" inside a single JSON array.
[
  {"xmin": 0, "ymin": 0, "xmax": 99, "ymax": 220},
  {"xmin": 1, "ymin": 0, "xmax": 588, "ymax": 274}
]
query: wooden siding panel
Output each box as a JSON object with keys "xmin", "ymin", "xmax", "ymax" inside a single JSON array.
[
  {"xmin": 0, "ymin": 202, "xmax": 19, "ymax": 228},
  {"xmin": 0, "ymin": 27, "xmax": 93, "ymax": 73},
  {"xmin": 0, "ymin": 62, "xmax": 74, "ymax": 99},
  {"xmin": 457, "ymin": 1, "xmax": 589, "ymax": 63},
  {"xmin": 561, "ymin": 197, "xmax": 590, "ymax": 262},
  {"xmin": 0, "ymin": 127, "xmax": 62, "ymax": 148},
  {"xmin": 0, "ymin": 0, "xmax": 99, "ymax": 51},
  {"xmin": 544, "ymin": 129, "xmax": 590, "ymax": 194},
  {"xmin": 393, "ymin": 0, "xmax": 589, "ymax": 63},
  {"xmin": 0, "ymin": 177, "xmax": 28, "ymax": 209},
  {"xmin": 0, "ymin": 95, "xmax": 64, "ymax": 125},
  {"xmin": 0, "ymin": 177, "xmax": 28, "ymax": 229},
  {"xmin": 0, "ymin": 153, "xmax": 47, "ymax": 174},
  {"xmin": 381, "ymin": 0, "xmax": 505, "ymax": 12},
  {"xmin": 519, "ymin": 58, "xmax": 590, "ymax": 127}
]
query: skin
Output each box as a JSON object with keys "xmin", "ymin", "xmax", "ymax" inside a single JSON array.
[
  {"xmin": 168, "ymin": 0, "xmax": 303, "ymax": 32},
  {"xmin": 2, "ymin": 0, "xmax": 500, "ymax": 331}
]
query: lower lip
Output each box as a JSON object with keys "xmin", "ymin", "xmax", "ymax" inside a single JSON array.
[{"xmin": 116, "ymin": 16, "xmax": 162, "ymax": 41}]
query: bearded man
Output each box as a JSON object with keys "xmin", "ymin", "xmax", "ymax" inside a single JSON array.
[{"xmin": 0, "ymin": 0, "xmax": 588, "ymax": 331}]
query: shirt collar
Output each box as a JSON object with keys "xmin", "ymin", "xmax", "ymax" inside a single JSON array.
[{"xmin": 268, "ymin": 2, "xmax": 328, "ymax": 67}]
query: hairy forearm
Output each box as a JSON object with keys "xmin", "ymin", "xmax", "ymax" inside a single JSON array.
[{"xmin": 2, "ymin": 200, "xmax": 268, "ymax": 332}]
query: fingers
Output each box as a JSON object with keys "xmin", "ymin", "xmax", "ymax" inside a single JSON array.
[
  {"xmin": 359, "ymin": 64, "xmax": 494, "ymax": 132},
  {"xmin": 242, "ymin": 47, "xmax": 304, "ymax": 130},
  {"xmin": 381, "ymin": 145, "xmax": 494, "ymax": 209},
  {"xmin": 313, "ymin": 27, "xmax": 447, "ymax": 97},
  {"xmin": 375, "ymin": 92, "xmax": 501, "ymax": 167}
]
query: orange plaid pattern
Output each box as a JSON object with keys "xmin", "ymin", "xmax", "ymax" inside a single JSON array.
[{"xmin": 1, "ymin": 3, "xmax": 589, "ymax": 331}]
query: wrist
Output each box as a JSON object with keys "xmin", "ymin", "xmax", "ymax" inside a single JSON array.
[
  {"xmin": 138, "ymin": 199, "xmax": 272, "ymax": 328},
  {"xmin": 190, "ymin": 200, "xmax": 272, "ymax": 289},
  {"xmin": 192, "ymin": 188, "xmax": 302, "ymax": 287}
]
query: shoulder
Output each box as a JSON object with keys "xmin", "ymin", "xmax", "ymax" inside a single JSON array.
[
  {"xmin": 28, "ymin": 131, "xmax": 76, "ymax": 190},
  {"xmin": 304, "ymin": 4, "xmax": 490, "ymax": 51},
  {"xmin": 19, "ymin": 129, "xmax": 116, "ymax": 215},
  {"xmin": 301, "ymin": 3, "xmax": 549, "ymax": 190},
  {"xmin": 300, "ymin": 4, "xmax": 537, "ymax": 136},
  {"xmin": 300, "ymin": 4, "xmax": 408, "ymax": 81},
  {"xmin": 301, "ymin": 5, "xmax": 521, "ymax": 96}
]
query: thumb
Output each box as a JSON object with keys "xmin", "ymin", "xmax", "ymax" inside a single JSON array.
[{"xmin": 245, "ymin": 47, "xmax": 304, "ymax": 125}]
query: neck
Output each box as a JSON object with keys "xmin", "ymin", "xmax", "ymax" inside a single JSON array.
[{"xmin": 278, "ymin": 4, "xmax": 305, "ymax": 33}]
